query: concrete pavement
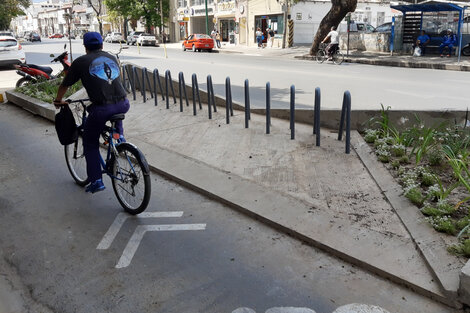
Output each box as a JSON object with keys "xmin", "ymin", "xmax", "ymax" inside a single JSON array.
[{"xmin": 4, "ymin": 80, "xmax": 470, "ymax": 310}]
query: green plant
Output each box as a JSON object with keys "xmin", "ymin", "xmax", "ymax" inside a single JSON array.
[
  {"xmin": 15, "ymin": 79, "xmax": 82, "ymax": 103},
  {"xmin": 399, "ymin": 155, "xmax": 410, "ymax": 164},
  {"xmin": 391, "ymin": 160, "xmax": 400, "ymax": 169},
  {"xmin": 427, "ymin": 148, "xmax": 444, "ymax": 166},
  {"xmin": 428, "ymin": 216, "xmax": 457, "ymax": 235},
  {"xmin": 364, "ymin": 129, "xmax": 378, "ymax": 143},
  {"xmin": 405, "ymin": 187, "xmax": 424, "ymax": 206},
  {"xmin": 421, "ymin": 206, "xmax": 447, "ymax": 216},
  {"xmin": 448, "ymin": 239, "xmax": 470, "ymax": 257},
  {"xmin": 391, "ymin": 144, "xmax": 406, "ymax": 157},
  {"xmin": 421, "ymin": 171, "xmax": 435, "ymax": 186}
]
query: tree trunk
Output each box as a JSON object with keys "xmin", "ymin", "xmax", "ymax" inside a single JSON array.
[{"xmin": 309, "ymin": 0, "xmax": 357, "ymax": 55}]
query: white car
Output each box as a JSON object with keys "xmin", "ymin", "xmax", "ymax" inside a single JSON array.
[
  {"xmin": 136, "ymin": 33, "xmax": 157, "ymax": 46},
  {"xmin": 0, "ymin": 36, "xmax": 25, "ymax": 67},
  {"xmin": 104, "ymin": 32, "xmax": 124, "ymax": 43}
]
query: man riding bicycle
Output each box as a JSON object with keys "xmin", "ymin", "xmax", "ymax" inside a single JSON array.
[
  {"xmin": 53, "ymin": 32, "xmax": 130, "ymax": 194},
  {"xmin": 321, "ymin": 26, "xmax": 339, "ymax": 61}
]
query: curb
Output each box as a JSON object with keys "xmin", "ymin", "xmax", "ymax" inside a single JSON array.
[
  {"xmin": 351, "ymin": 131, "xmax": 467, "ymax": 308},
  {"xmin": 294, "ymin": 54, "xmax": 470, "ymax": 72}
]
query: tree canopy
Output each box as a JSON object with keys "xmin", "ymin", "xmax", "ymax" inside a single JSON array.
[
  {"xmin": 0, "ymin": 0, "xmax": 30, "ymax": 30},
  {"xmin": 105, "ymin": 0, "xmax": 169, "ymax": 33}
]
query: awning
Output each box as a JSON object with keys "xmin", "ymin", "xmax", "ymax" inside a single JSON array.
[{"xmin": 391, "ymin": 1, "xmax": 464, "ymax": 13}]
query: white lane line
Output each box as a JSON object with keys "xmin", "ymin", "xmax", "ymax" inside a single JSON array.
[
  {"xmin": 115, "ymin": 223, "xmax": 206, "ymax": 269},
  {"xmin": 96, "ymin": 211, "xmax": 184, "ymax": 250}
]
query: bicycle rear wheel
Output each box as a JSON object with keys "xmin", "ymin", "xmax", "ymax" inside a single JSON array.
[
  {"xmin": 64, "ymin": 134, "xmax": 88, "ymax": 186},
  {"xmin": 316, "ymin": 50, "xmax": 327, "ymax": 64},
  {"xmin": 112, "ymin": 143, "xmax": 151, "ymax": 215},
  {"xmin": 333, "ymin": 51, "xmax": 344, "ymax": 65}
]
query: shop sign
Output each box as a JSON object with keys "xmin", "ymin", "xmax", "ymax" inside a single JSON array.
[
  {"xmin": 218, "ymin": 1, "xmax": 235, "ymax": 12},
  {"xmin": 191, "ymin": 7, "xmax": 214, "ymax": 16}
]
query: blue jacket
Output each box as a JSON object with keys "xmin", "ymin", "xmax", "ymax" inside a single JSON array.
[{"xmin": 443, "ymin": 34, "xmax": 457, "ymax": 45}]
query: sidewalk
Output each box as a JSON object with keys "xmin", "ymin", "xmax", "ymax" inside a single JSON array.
[
  {"xmin": 4, "ymin": 85, "xmax": 470, "ymax": 309},
  {"xmin": 164, "ymin": 42, "xmax": 470, "ymax": 71}
]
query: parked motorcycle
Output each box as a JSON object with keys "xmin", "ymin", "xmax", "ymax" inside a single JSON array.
[
  {"xmin": 462, "ymin": 43, "xmax": 470, "ymax": 56},
  {"xmin": 14, "ymin": 46, "xmax": 71, "ymax": 87}
]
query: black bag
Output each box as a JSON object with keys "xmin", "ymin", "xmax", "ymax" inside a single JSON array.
[{"xmin": 55, "ymin": 105, "xmax": 78, "ymax": 145}]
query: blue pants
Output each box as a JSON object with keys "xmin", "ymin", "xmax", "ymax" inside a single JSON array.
[
  {"xmin": 83, "ymin": 98, "xmax": 130, "ymax": 182},
  {"xmin": 439, "ymin": 43, "xmax": 454, "ymax": 55}
]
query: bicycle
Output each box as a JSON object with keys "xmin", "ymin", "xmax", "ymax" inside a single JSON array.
[
  {"xmin": 316, "ymin": 43, "xmax": 344, "ymax": 65},
  {"xmin": 64, "ymin": 98, "xmax": 151, "ymax": 215}
]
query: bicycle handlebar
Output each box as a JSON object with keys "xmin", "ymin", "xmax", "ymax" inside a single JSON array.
[{"xmin": 66, "ymin": 98, "xmax": 90, "ymax": 104}]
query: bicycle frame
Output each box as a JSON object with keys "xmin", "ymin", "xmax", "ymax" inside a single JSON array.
[{"xmin": 69, "ymin": 99, "xmax": 135, "ymax": 182}]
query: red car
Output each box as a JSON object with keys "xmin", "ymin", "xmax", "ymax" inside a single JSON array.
[
  {"xmin": 49, "ymin": 33, "xmax": 64, "ymax": 39},
  {"xmin": 182, "ymin": 34, "xmax": 214, "ymax": 52}
]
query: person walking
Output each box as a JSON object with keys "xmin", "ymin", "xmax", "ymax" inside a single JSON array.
[
  {"xmin": 256, "ymin": 27, "xmax": 263, "ymax": 48},
  {"xmin": 53, "ymin": 32, "xmax": 130, "ymax": 193},
  {"xmin": 215, "ymin": 31, "xmax": 221, "ymax": 48},
  {"xmin": 268, "ymin": 27, "xmax": 275, "ymax": 48}
]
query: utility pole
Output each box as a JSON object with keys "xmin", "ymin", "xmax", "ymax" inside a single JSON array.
[
  {"xmin": 205, "ymin": 0, "xmax": 209, "ymax": 35},
  {"xmin": 160, "ymin": 0, "xmax": 163, "ymax": 34},
  {"xmin": 281, "ymin": 0, "xmax": 288, "ymax": 48}
]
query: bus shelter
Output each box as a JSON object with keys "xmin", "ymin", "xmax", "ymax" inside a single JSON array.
[{"xmin": 391, "ymin": 1, "xmax": 468, "ymax": 61}]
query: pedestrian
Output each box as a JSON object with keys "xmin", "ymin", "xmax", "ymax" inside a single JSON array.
[
  {"xmin": 53, "ymin": 32, "xmax": 130, "ymax": 193},
  {"xmin": 412, "ymin": 30, "xmax": 430, "ymax": 56},
  {"xmin": 211, "ymin": 28, "xmax": 217, "ymax": 46},
  {"xmin": 321, "ymin": 26, "xmax": 339, "ymax": 61},
  {"xmin": 268, "ymin": 27, "xmax": 275, "ymax": 48},
  {"xmin": 439, "ymin": 29, "xmax": 457, "ymax": 57},
  {"xmin": 216, "ymin": 31, "xmax": 221, "ymax": 48},
  {"xmin": 256, "ymin": 27, "xmax": 263, "ymax": 48}
]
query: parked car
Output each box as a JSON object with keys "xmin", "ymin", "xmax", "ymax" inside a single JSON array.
[
  {"xmin": 104, "ymin": 32, "xmax": 124, "ymax": 43},
  {"xmin": 374, "ymin": 22, "xmax": 392, "ymax": 33},
  {"xmin": 126, "ymin": 31, "xmax": 144, "ymax": 45},
  {"xmin": 136, "ymin": 33, "xmax": 157, "ymax": 46},
  {"xmin": 182, "ymin": 34, "xmax": 214, "ymax": 52},
  {"xmin": 25, "ymin": 32, "xmax": 41, "ymax": 42},
  {"xmin": 49, "ymin": 33, "xmax": 64, "ymax": 39},
  {"xmin": 0, "ymin": 36, "xmax": 26, "ymax": 67},
  {"xmin": 349, "ymin": 22, "xmax": 375, "ymax": 33},
  {"xmin": 0, "ymin": 31, "xmax": 15, "ymax": 37}
]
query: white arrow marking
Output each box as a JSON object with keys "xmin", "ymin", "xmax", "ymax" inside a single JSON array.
[
  {"xmin": 97, "ymin": 211, "xmax": 184, "ymax": 250},
  {"xmin": 116, "ymin": 224, "xmax": 206, "ymax": 268}
]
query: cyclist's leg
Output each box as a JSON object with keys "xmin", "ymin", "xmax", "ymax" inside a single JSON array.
[
  {"xmin": 112, "ymin": 98, "xmax": 130, "ymax": 136},
  {"xmin": 83, "ymin": 107, "xmax": 108, "ymax": 185}
]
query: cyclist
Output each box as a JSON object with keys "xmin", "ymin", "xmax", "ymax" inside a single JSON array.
[
  {"xmin": 321, "ymin": 26, "xmax": 339, "ymax": 61},
  {"xmin": 53, "ymin": 32, "xmax": 130, "ymax": 194}
]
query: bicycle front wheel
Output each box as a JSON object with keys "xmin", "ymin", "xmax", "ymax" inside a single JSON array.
[
  {"xmin": 112, "ymin": 143, "xmax": 151, "ymax": 215},
  {"xmin": 316, "ymin": 50, "xmax": 327, "ymax": 64},
  {"xmin": 333, "ymin": 51, "xmax": 344, "ymax": 65},
  {"xmin": 64, "ymin": 134, "xmax": 88, "ymax": 186}
]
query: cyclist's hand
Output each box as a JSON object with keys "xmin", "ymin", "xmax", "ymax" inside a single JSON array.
[{"xmin": 53, "ymin": 99, "xmax": 68, "ymax": 109}]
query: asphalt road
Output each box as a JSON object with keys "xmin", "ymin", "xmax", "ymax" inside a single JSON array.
[
  {"xmin": 0, "ymin": 97, "xmax": 455, "ymax": 311},
  {"xmin": 15, "ymin": 39, "xmax": 470, "ymax": 112}
]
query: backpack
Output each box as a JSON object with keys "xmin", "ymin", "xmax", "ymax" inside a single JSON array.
[{"xmin": 55, "ymin": 105, "xmax": 78, "ymax": 145}]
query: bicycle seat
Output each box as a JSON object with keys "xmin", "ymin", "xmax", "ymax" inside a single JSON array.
[
  {"xmin": 27, "ymin": 64, "xmax": 53, "ymax": 75},
  {"xmin": 109, "ymin": 114, "xmax": 125, "ymax": 122}
]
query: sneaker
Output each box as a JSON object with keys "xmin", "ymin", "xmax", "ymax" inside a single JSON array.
[
  {"xmin": 447, "ymin": 54, "xmax": 450, "ymax": 57},
  {"xmin": 440, "ymin": 54, "xmax": 444, "ymax": 57},
  {"xmin": 118, "ymin": 135, "xmax": 126, "ymax": 143},
  {"xmin": 85, "ymin": 179, "xmax": 105, "ymax": 193}
]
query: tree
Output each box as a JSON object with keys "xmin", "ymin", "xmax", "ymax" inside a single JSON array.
[
  {"xmin": 105, "ymin": 0, "xmax": 169, "ymax": 34},
  {"xmin": 87, "ymin": 0, "xmax": 105, "ymax": 35},
  {"xmin": 0, "ymin": 0, "xmax": 29, "ymax": 30},
  {"xmin": 309, "ymin": 0, "xmax": 357, "ymax": 55}
]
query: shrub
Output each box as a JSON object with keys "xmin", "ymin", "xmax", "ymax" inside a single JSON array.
[
  {"xmin": 428, "ymin": 149, "xmax": 444, "ymax": 166},
  {"xmin": 364, "ymin": 129, "xmax": 378, "ymax": 143},
  {"xmin": 399, "ymin": 155, "xmax": 410, "ymax": 164},
  {"xmin": 391, "ymin": 160, "xmax": 400, "ymax": 170},
  {"xmin": 428, "ymin": 216, "xmax": 457, "ymax": 235},
  {"xmin": 448, "ymin": 239, "xmax": 470, "ymax": 257},
  {"xmin": 391, "ymin": 144, "xmax": 406, "ymax": 157},
  {"xmin": 405, "ymin": 187, "xmax": 424, "ymax": 206}
]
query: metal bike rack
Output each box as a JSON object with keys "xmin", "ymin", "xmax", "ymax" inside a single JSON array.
[
  {"xmin": 290, "ymin": 85, "xmax": 295, "ymax": 140},
  {"xmin": 244, "ymin": 79, "xmax": 250, "ymax": 129},
  {"xmin": 338, "ymin": 91, "xmax": 351, "ymax": 154},
  {"xmin": 178, "ymin": 72, "xmax": 189, "ymax": 112},
  {"xmin": 153, "ymin": 69, "xmax": 164, "ymax": 106},
  {"xmin": 225, "ymin": 77, "xmax": 232, "ymax": 124},
  {"xmin": 314, "ymin": 87, "xmax": 321, "ymax": 147},
  {"xmin": 266, "ymin": 82, "xmax": 271, "ymax": 135},
  {"xmin": 192, "ymin": 74, "xmax": 202, "ymax": 116},
  {"xmin": 165, "ymin": 70, "xmax": 176, "ymax": 109}
]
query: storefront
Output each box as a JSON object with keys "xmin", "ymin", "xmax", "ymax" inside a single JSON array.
[
  {"xmin": 254, "ymin": 14, "xmax": 284, "ymax": 43},
  {"xmin": 189, "ymin": 6, "xmax": 214, "ymax": 34},
  {"xmin": 177, "ymin": 9, "xmax": 190, "ymax": 39},
  {"xmin": 216, "ymin": 1, "xmax": 237, "ymax": 43}
]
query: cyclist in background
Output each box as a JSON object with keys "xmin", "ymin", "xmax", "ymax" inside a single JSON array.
[
  {"xmin": 321, "ymin": 26, "xmax": 339, "ymax": 61},
  {"xmin": 53, "ymin": 32, "xmax": 130, "ymax": 194}
]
